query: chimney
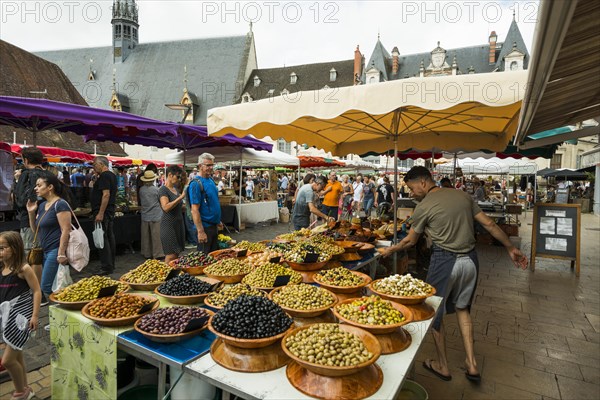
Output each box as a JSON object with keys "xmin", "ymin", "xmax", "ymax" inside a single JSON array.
[
  {"xmin": 354, "ymin": 45, "xmax": 363, "ymax": 85},
  {"xmin": 392, "ymin": 46, "xmax": 399, "ymax": 75},
  {"xmin": 489, "ymin": 31, "xmax": 497, "ymax": 64}
]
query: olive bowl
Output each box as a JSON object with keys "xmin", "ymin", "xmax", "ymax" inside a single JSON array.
[
  {"xmin": 369, "ymin": 279, "xmax": 437, "ymax": 305},
  {"xmin": 207, "ymin": 315, "xmax": 294, "ymax": 349},
  {"xmin": 332, "ymin": 297, "xmax": 414, "ymax": 335},
  {"xmin": 81, "ymin": 294, "xmax": 160, "ymax": 327},
  {"xmin": 49, "ymin": 284, "xmax": 130, "ymax": 310},
  {"xmin": 312, "ymin": 270, "xmax": 372, "ymax": 294},
  {"xmin": 134, "ymin": 308, "xmax": 214, "ymax": 343},
  {"xmin": 168, "ymin": 260, "xmax": 206, "ymax": 276},
  {"xmin": 154, "ymin": 277, "xmax": 222, "ymax": 305},
  {"xmin": 268, "ymin": 286, "xmax": 338, "ymax": 318},
  {"xmin": 285, "ymin": 259, "xmax": 330, "ymax": 272},
  {"xmin": 281, "ymin": 323, "xmax": 381, "ymax": 377}
]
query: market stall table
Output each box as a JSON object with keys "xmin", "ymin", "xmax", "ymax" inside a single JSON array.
[
  {"xmin": 185, "ymin": 296, "xmax": 442, "ymax": 400},
  {"xmin": 50, "ymin": 293, "xmax": 213, "ymax": 400},
  {"xmin": 237, "ymin": 201, "xmax": 279, "ymax": 225}
]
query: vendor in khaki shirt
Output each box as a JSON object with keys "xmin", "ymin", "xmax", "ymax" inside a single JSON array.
[
  {"xmin": 320, "ymin": 171, "xmax": 343, "ymax": 219},
  {"xmin": 380, "ymin": 166, "xmax": 527, "ymax": 383},
  {"xmin": 292, "ymin": 175, "xmax": 335, "ymax": 230}
]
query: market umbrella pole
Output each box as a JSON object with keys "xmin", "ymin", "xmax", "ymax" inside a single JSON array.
[{"xmin": 391, "ymin": 109, "xmax": 401, "ymax": 274}]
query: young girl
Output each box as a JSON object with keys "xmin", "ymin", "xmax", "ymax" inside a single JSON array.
[{"xmin": 0, "ymin": 231, "xmax": 41, "ymax": 400}]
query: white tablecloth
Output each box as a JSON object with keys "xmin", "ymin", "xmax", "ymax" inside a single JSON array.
[{"xmin": 233, "ymin": 201, "xmax": 279, "ymax": 225}]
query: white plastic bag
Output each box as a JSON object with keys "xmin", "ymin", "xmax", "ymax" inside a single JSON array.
[
  {"xmin": 93, "ymin": 222, "xmax": 104, "ymax": 249},
  {"xmin": 52, "ymin": 264, "xmax": 73, "ymax": 293}
]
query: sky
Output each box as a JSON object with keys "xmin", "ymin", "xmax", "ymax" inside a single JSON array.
[{"xmin": 1, "ymin": 0, "xmax": 539, "ymax": 68}]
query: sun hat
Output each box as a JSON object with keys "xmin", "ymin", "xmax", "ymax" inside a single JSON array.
[{"xmin": 140, "ymin": 170, "xmax": 157, "ymax": 182}]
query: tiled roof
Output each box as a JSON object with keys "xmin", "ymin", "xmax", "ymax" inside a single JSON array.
[
  {"xmin": 0, "ymin": 40, "xmax": 125, "ymax": 155},
  {"xmin": 36, "ymin": 34, "xmax": 255, "ymax": 125},
  {"xmin": 238, "ymin": 59, "xmax": 355, "ymax": 102}
]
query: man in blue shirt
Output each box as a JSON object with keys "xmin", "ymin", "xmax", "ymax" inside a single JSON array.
[
  {"xmin": 189, "ymin": 153, "xmax": 222, "ymax": 253},
  {"xmin": 70, "ymin": 168, "xmax": 85, "ymax": 207}
]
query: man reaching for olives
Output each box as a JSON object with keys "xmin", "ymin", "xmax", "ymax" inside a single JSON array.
[{"xmin": 380, "ymin": 167, "xmax": 527, "ymax": 383}]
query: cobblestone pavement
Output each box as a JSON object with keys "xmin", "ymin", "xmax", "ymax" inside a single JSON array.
[{"xmin": 2, "ymin": 214, "xmax": 599, "ymax": 399}]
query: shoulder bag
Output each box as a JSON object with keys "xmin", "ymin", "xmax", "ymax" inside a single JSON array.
[{"xmin": 55, "ymin": 201, "xmax": 90, "ymax": 272}]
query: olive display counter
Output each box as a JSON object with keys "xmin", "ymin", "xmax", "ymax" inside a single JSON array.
[
  {"xmin": 185, "ymin": 295, "xmax": 442, "ymax": 400},
  {"xmin": 49, "ymin": 292, "xmax": 216, "ymax": 400}
]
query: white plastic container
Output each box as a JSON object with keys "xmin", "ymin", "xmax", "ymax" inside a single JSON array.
[{"xmin": 169, "ymin": 365, "xmax": 216, "ymax": 400}]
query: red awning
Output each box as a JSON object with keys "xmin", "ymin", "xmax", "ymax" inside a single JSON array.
[
  {"xmin": 10, "ymin": 144, "xmax": 95, "ymax": 163},
  {"xmin": 108, "ymin": 156, "xmax": 164, "ymax": 168},
  {"xmin": 298, "ymin": 156, "xmax": 345, "ymax": 168}
]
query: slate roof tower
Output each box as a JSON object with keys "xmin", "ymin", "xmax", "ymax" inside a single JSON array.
[{"xmin": 112, "ymin": 0, "xmax": 139, "ymax": 63}]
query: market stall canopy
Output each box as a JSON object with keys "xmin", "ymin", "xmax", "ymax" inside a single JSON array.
[
  {"xmin": 298, "ymin": 156, "xmax": 345, "ymax": 168},
  {"xmin": 0, "ymin": 96, "xmax": 272, "ymax": 154},
  {"xmin": 165, "ymin": 146, "xmax": 297, "ymax": 167},
  {"xmin": 437, "ymin": 157, "xmax": 538, "ymax": 175},
  {"xmin": 108, "ymin": 156, "xmax": 165, "ymax": 168},
  {"xmin": 514, "ymin": 0, "xmax": 600, "ymax": 145},
  {"xmin": 10, "ymin": 143, "xmax": 95, "ymax": 163},
  {"xmin": 0, "ymin": 142, "xmax": 11, "ymax": 153},
  {"xmin": 540, "ymin": 168, "xmax": 589, "ymax": 180},
  {"xmin": 208, "ymin": 70, "xmax": 528, "ymax": 155}
]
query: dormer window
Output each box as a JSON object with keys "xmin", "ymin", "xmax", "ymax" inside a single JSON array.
[
  {"xmin": 290, "ymin": 72, "xmax": 297, "ymax": 85},
  {"xmin": 88, "ymin": 71, "xmax": 95, "ymax": 81},
  {"xmin": 267, "ymin": 89, "xmax": 275, "ymax": 97},
  {"xmin": 253, "ymin": 76, "xmax": 261, "ymax": 87},
  {"xmin": 281, "ymin": 88, "xmax": 289, "ymax": 96},
  {"xmin": 322, "ymin": 85, "xmax": 330, "ymax": 90},
  {"xmin": 330, "ymin": 68, "xmax": 337, "ymax": 82}
]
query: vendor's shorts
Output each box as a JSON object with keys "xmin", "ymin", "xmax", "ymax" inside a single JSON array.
[{"xmin": 446, "ymin": 255, "xmax": 478, "ymax": 310}]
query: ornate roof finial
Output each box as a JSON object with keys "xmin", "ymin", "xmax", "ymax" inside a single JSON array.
[
  {"xmin": 513, "ymin": 9, "xmax": 516, "ymax": 21},
  {"xmin": 249, "ymin": 21, "xmax": 253, "ymax": 33},
  {"xmin": 112, "ymin": 68, "xmax": 116, "ymax": 93},
  {"xmin": 89, "ymin": 58, "xmax": 93, "ymax": 72},
  {"xmin": 378, "ymin": 30, "xmax": 380, "ymax": 40},
  {"xmin": 437, "ymin": 41, "xmax": 440, "ymax": 47},
  {"xmin": 513, "ymin": 41, "xmax": 518, "ymax": 50}
]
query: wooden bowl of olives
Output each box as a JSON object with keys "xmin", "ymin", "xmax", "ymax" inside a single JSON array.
[
  {"xmin": 204, "ymin": 284, "xmax": 267, "ymax": 310},
  {"xmin": 369, "ymin": 277, "xmax": 436, "ymax": 305},
  {"xmin": 313, "ymin": 269, "xmax": 372, "ymax": 294},
  {"xmin": 82, "ymin": 294, "xmax": 160, "ymax": 327},
  {"xmin": 332, "ymin": 296, "xmax": 413, "ymax": 334},
  {"xmin": 50, "ymin": 276, "xmax": 129, "ymax": 310},
  {"xmin": 207, "ymin": 315, "xmax": 294, "ymax": 349},
  {"xmin": 334, "ymin": 241, "xmax": 364, "ymax": 253},
  {"xmin": 154, "ymin": 276, "xmax": 222, "ymax": 305},
  {"xmin": 134, "ymin": 307, "xmax": 213, "ymax": 343},
  {"xmin": 204, "ymin": 259, "xmax": 253, "ymax": 284},
  {"xmin": 281, "ymin": 323, "xmax": 381, "ymax": 376},
  {"xmin": 269, "ymin": 285, "xmax": 338, "ymax": 318},
  {"xmin": 285, "ymin": 260, "xmax": 330, "ymax": 272}
]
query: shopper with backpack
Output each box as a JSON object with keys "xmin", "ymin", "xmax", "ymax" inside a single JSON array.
[
  {"xmin": 189, "ymin": 153, "xmax": 221, "ymax": 254},
  {"xmin": 13, "ymin": 147, "xmax": 48, "ymax": 302}
]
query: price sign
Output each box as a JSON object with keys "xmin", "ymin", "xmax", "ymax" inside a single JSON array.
[
  {"xmin": 138, "ymin": 300, "xmax": 158, "ymax": 315},
  {"xmin": 209, "ymin": 281, "xmax": 224, "ymax": 292},
  {"xmin": 236, "ymin": 249, "xmax": 248, "ymax": 257},
  {"xmin": 273, "ymin": 275, "xmax": 291, "ymax": 287},
  {"xmin": 182, "ymin": 315, "xmax": 209, "ymax": 332},
  {"xmin": 96, "ymin": 285, "xmax": 118, "ymax": 299},
  {"xmin": 269, "ymin": 256, "xmax": 282, "ymax": 263},
  {"xmin": 165, "ymin": 269, "xmax": 181, "ymax": 281},
  {"xmin": 304, "ymin": 253, "xmax": 319, "ymax": 263}
]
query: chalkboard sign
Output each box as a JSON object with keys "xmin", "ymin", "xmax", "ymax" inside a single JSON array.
[
  {"xmin": 555, "ymin": 188, "xmax": 570, "ymax": 204},
  {"xmin": 531, "ymin": 203, "xmax": 580, "ymax": 276}
]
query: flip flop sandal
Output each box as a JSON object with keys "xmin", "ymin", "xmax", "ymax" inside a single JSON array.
[
  {"xmin": 423, "ymin": 360, "xmax": 452, "ymax": 381},
  {"xmin": 465, "ymin": 371, "xmax": 481, "ymax": 383}
]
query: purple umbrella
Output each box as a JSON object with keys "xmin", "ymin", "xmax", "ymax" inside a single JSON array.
[{"xmin": 0, "ymin": 96, "xmax": 272, "ymax": 153}]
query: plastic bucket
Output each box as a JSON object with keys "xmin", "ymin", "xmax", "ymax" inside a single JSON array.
[
  {"xmin": 169, "ymin": 365, "xmax": 216, "ymax": 400},
  {"xmin": 398, "ymin": 379, "xmax": 428, "ymax": 400}
]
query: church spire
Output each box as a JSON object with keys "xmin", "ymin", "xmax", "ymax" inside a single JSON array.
[{"xmin": 112, "ymin": 0, "xmax": 139, "ymax": 63}]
